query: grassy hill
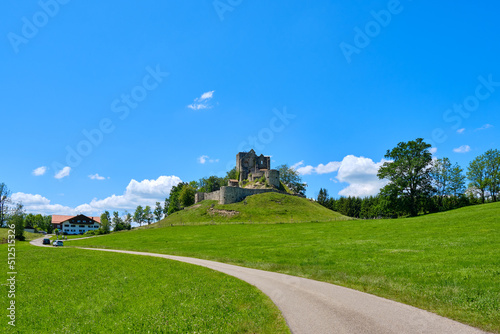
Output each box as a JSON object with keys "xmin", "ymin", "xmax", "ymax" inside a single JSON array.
[
  {"xmin": 151, "ymin": 192, "xmax": 349, "ymax": 226},
  {"xmin": 70, "ymin": 202, "xmax": 500, "ymax": 333}
]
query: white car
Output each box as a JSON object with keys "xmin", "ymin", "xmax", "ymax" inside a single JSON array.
[{"xmin": 52, "ymin": 240, "xmax": 64, "ymax": 247}]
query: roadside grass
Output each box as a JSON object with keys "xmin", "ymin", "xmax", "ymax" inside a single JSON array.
[
  {"xmin": 151, "ymin": 192, "xmax": 349, "ymax": 227},
  {"xmin": 70, "ymin": 202, "xmax": 500, "ymax": 333},
  {"xmin": 0, "ymin": 228, "xmax": 40, "ymax": 241},
  {"xmin": 0, "ymin": 242, "xmax": 289, "ymax": 334},
  {"xmin": 51, "ymin": 234, "xmax": 105, "ymax": 240}
]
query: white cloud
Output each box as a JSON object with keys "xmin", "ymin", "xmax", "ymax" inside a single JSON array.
[
  {"xmin": 429, "ymin": 147, "xmax": 438, "ymax": 154},
  {"xmin": 188, "ymin": 90, "xmax": 215, "ymax": 110},
  {"xmin": 457, "ymin": 128, "xmax": 465, "ymax": 134},
  {"xmin": 453, "ymin": 145, "xmax": 471, "ymax": 153},
  {"xmin": 89, "ymin": 173, "xmax": 106, "ymax": 180},
  {"xmin": 290, "ymin": 161, "xmax": 304, "ymax": 170},
  {"xmin": 11, "ymin": 193, "xmax": 79, "ymax": 216},
  {"xmin": 200, "ymin": 91, "xmax": 214, "ymax": 100},
  {"xmin": 198, "ymin": 155, "xmax": 219, "ymax": 164},
  {"xmin": 12, "ymin": 175, "xmax": 182, "ymax": 216},
  {"xmin": 476, "ymin": 124, "xmax": 493, "ymax": 131},
  {"xmin": 294, "ymin": 156, "xmax": 389, "ymax": 197},
  {"xmin": 336, "ymin": 155, "xmax": 389, "ymax": 197},
  {"xmin": 32, "ymin": 166, "xmax": 47, "ymax": 176},
  {"xmin": 293, "ymin": 160, "xmax": 341, "ymax": 175},
  {"xmin": 54, "ymin": 166, "xmax": 71, "ymax": 179}
]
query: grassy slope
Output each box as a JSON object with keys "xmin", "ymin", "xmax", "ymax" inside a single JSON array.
[
  {"xmin": 0, "ymin": 242, "xmax": 289, "ymax": 333},
  {"xmin": 70, "ymin": 202, "xmax": 500, "ymax": 333},
  {"xmin": 0, "ymin": 228, "xmax": 40, "ymax": 241},
  {"xmin": 152, "ymin": 192, "xmax": 349, "ymax": 226}
]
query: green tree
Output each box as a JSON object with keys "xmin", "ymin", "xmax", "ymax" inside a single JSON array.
[
  {"xmin": 154, "ymin": 202, "xmax": 163, "ymax": 221},
  {"xmin": 134, "ymin": 205, "xmax": 145, "ymax": 226},
  {"xmin": 100, "ymin": 211, "xmax": 111, "ymax": 234},
  {"xmin": 112, "ymin": 211, "xmax": 125, "ymax": 231},
  {"xmin": 163, "ymin": 198, "xmax": 170, "ymax": 217},
  {"xmin": 144, "ymin": 206, "xmax": 153, "ymax": 225},
  {"xmin": 317, "ymin": 188, "xmax": 329, "ymax": 206},
  {"xmin": 377, "ymin": 138, "xmax": 434, "ymax": 217},
  {"xmin": 167, "ymin": 183, "xmax": 187, "ymax": 215},
  {"xmin": 33, "ymin": 214, "xmax": 45, "ymax": 231},
  {"xmin": 224, "ymin": 167, "xmax": 238, "ymax": 185},
  {"xmin": 10, "ymin": 203, "xmax": 25, "ymax": 240},
  {"xmin": 44, "ymin": 215, "xmax": 54, "ymax": 233},
  {"xmin": 484, "ymin": 149, "xmax": 500, "ymax": 202},
  {"xmin": 467, "ymin": 155, "xmax": 489, "ymax": 203},
  {"xmin": 430, "ymin": 157, "xmax": 452, "ymax": 202},
  {"xmin": 0, "ymin": 183, "xmax": 11, "ymax": 227},
  {"xmin": 24, "ymin": 213, "xmax": 36, "ymax": 229},
  {"xmin": 179, "ymin": 185, "xmax": 196, "ymax": 208},
  {"xmin": 199, "ymin": 176, "xmax": 223, "ymax": 193},
  {"xmin": 277, "ymin": 164, "xmax": 307, "ymax": 195},
  {"xmin": 448, "ymin": 163, "xmax": 466, "ymax": 197},
  {"xmin": 123, "ymin": 212, "xmax": 132, "ymax": 230}
]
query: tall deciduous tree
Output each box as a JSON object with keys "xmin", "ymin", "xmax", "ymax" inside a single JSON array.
[
  {"xmin": 144, "ymin": 206, "xmax": 153, "ymax": 225},
  {"xmin": 467, "ymin": 155, "xmax": 489, "ymax": 203},
  {"xmin": 134, "ymin": 206, "xmax": 144, "ymax": 226},
  {"xmin": 277, "ymin": 164, "xmax": 307, "ymax": 195},
  {"xmin": 100, "ymin": 211, "xmax": 111, "ymax": 234},
  {"xmin": 10, "ymin": 203, "xmax": 25, "ymax": 240},
  {"xmin": 154, "ymin": 202, "xmax": 163, "ymax": 222},
  {"xmin": 377, "ymin": 138, "xmax": 434, "ymax": 217},
  {"xmin": 123, "ymin": 212, "xmax": 132, "ymax": 230},
  {"xmin": 163, "ymin": 198, "xmax": 170, "ymax": 217},
  {"xmin": 430, "ymin": 157, "xmax": 452, "ymax": 200},
  {"xmin": 484, "ymin": 149, "xmax": 500, "ymax": 202},
  {"xmin": 179, "ymin": 185, "xmax": 196, "ymax": 208},
  {"xmin": 448, "ymin": 163, "xmax": 466, "ymax": 197},
  {"xmin": 167, "ymin": 183, "xmax": 187, "ymax": 215},
  {"xmin": 112, "ymin": 211, "xmax": 124, "ymax": 231},
  {"xmin": 0, "ymin": 183, "xmax": 11, "ymax": 227}
]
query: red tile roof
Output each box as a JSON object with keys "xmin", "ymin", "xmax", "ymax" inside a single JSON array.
[{"xmin": 52, "ymin": 215, "xmax": 101, "ymax": 225}]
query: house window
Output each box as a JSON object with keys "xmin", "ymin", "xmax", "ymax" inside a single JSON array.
[
  {"xmin": 79, "ymin": 225, "xmax": 84, "ymax": 227},
  {"xmin": 71, "ymin": 225, "xmax": 75, "ymax": 227}
]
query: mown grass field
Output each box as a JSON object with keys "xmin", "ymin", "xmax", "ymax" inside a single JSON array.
[
  {"xmin": 0, "ymin": 242, "xmax": 289, "ymax": 333},
  {"xmin": 70, "ymin": 201, "xmax": 500, "ymax": 333},
  {"xmin": 152, "ymin": 192, "xmax": 349, "ymax": 226}
]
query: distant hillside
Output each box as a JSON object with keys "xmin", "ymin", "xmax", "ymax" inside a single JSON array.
[{"xmin": 150, "ymin": 192, "xmax": 349, "ymax": 227}]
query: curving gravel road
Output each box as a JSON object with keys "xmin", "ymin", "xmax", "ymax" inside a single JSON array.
[{"xmin": 30, "ymin": 237, "xmax": 490, "ymax": 334}]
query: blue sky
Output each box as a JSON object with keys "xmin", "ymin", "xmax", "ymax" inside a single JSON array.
[{"xmin": 1, "ymin": 0, "xmax": 499, "ymax": 216}]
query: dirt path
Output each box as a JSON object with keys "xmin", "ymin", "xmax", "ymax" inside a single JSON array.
[{"xmin": 30, "ymin": 237, "xmax": 490, "ymax": 334}]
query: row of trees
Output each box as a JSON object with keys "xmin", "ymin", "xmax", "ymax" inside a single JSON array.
[{"xmin": 317, "ymin": 139, "xmax": 500, "ymax": 218}]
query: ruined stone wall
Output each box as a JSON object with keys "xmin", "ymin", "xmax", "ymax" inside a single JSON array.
[
  {"xmin": 266, "ymin": 169, "xmax": 280, "ymax": 188},
  {"xmin": 219, "ymin": 186, "xmax": 278, "ymax": 204},
  {"xmin": 194, "ymin": 192, "xmax": 205, "ymax": 203},
  {"xmin": 194, "ymin": 190, "xmax": 221, "ymax": 204}
]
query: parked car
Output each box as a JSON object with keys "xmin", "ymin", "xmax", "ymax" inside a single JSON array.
[
  {"xmin": 52, "ymin": 240, "xmax": 64, "ymax": 247},
  {"xmin": 42, "ymin": 238, "xmax": 51, "ymax": 245}
]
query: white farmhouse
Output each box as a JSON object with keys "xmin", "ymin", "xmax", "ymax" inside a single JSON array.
[{"xmin": 51, "ymin": 214, "xmax": 101, "ymax": 235}]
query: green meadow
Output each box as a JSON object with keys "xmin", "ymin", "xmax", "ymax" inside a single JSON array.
[
  {"xmin": 0, "ymin": 242, "xmax": 289, "ymax": 333},
  {"xmin": 70, "ymin": 201, "xmax": 500, "ymax": 333}
]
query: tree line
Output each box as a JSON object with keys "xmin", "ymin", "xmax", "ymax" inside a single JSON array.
[{"xmin": 317, "ymin": 139, "xmax": 500, "ymax": 218}]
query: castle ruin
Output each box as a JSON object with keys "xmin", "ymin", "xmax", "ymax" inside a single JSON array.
[{"xmin": 195, "ymin": 150, "xmax": 282, "ymax": 205}]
